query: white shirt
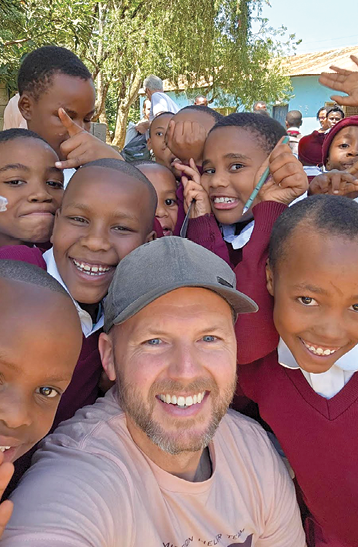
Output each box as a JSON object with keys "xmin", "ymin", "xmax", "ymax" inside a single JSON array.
[
  {"xmin": 149, "ymin": 91, "xmax": 180, "ymax": 121},
  {"xmin": 43, "ymin": 248, "xmax": 104, "ymax": 337},
  {"xmin": 277, "ymin": 338, "xmax": 358, "ymax": 399}
]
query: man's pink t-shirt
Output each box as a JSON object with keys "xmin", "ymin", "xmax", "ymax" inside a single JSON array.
[{"xmin": 3, "ymin": 389, "xmax": 306, "ymax": 547}]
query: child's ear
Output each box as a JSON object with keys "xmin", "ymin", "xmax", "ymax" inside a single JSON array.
[
  {"xmin": 98, "ymin": 332, "xmax": 117, "ymax": 381},
  {"xmin": 266, "ymin": 259, "xmax": 274, "ymax": 296},
  {"xmin": 50, "ymin": 209, "xmax": 61, "ymax": 244},
  {"xmin": 325, "ymin": 158, "xmax": 331, "ymax": 170},
  {"xmin": 146, "ymin": 138, "xmax": 152, "ymax": 151},
  {"xmin": 146, "ymin": 230, "xmax": 156, "ymax": 242},
  {"xmin": 18, "ymin": 93, "xmax": 34, "ymax": 122}
]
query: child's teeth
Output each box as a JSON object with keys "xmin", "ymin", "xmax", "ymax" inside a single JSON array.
[
  {"xmin": 73, "ymin": 259, "xmax": 110, "ymax": 276},
  {"xmin": 0, "ymin": 446, "xmax": 11, "ymax": 452},
  {"xmin": 303, "ymin": 340, "xmax": 338, "ymax": 356},
  {"xmin": 214, "ymin": 197, "xmax": 236, "ymax": 204},
  {"xmin": 158, "ymin": 392, "xmax": 205, "ymax": 407}
]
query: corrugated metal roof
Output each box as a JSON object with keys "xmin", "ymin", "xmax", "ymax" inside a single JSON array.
[{"xmin": 284, "ymin": 45, "xmax": 358, "ymax": 76}]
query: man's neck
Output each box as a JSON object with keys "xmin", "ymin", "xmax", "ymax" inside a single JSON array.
[{"xmin": 126, "ymin": 416, "xmax": 212, "ymax": 482}]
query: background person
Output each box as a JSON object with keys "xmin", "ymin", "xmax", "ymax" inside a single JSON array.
[
  {"xmin": 143, "ymin": 74, "xmax": 180, "ymax": 121},
  {"xmin": 194, "ymin": 94, "xmax": 208, "ymax": 106}
]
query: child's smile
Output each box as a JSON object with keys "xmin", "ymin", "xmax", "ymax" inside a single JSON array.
[
  {"xmin": 267, "ymin": 228, "xmax": 358, "ymax": 373},
  {"xmin": 201, "ymin": 127, "xmax": 268, "ymax": 225}
]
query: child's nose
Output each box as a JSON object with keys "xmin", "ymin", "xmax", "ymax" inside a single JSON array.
[
  {"xmin": 81, "ymin": 226, "xmax": 112, "ymax": 252},
  {"xmin": 210, "ymin": 173, "xmax": 229, "ymax": 189},
  {"xmin": 0, "ymin": 396, "xmax": 32, "ymax": 430},
  {"xmin": 156, "ymin": 205, "xmax": 168, "ymax": 218},
  {"xmin": 28, "ymin": 188, "xmax": 53, "ymax": 202}
]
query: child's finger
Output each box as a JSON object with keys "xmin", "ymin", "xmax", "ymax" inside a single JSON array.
[
  {"xmin": 348, "ymin": 159, "xmax": 358, "ymax": 176},
  {"xmin": 164, "ymin": 120, "xmax": 175, "ymax": 147},
  {"xmin": 58, "ymin": 108, "xmax": 85, "ymax": 137},
  {"xmin": 0, "ymin": 500, "xmax": 13, "ymax": 537},
  {"xmin": 331, "ymin": 172, "xmax": 343, "ymax": 194},
  {"xmin": 55, "ymin": 157, "xmax": 81, "ymax": 170}
]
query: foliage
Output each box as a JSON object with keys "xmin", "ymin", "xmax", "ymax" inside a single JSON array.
[{"xmin": 0, "ymin": 0, "xmax": 298, "ymax": 147}]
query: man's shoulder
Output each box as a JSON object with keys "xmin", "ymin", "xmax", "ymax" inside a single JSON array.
[
  {"xmin": 39, "ymin": 388, "xmax": 128, "ymax": 456},
  {"xmin": 218, "ymin": 409, "xmax": 275, "ymax": 458}
]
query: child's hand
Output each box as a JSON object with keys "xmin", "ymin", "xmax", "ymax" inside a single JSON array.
[
  {"xmin": 257, "ymin": 138, "xmax": 308, "ymax": 205},
  {"xmin": 55, "ymin": 109, "xmax": 123, "ymax": 169},
  {"xmin": 0, "ymin": 453, "xmax": 14, "ymax": 538},
  {"xmin": 319, "ymin": 55, "xmax": 358, "ymax": 106},
  {"xmin": 173, "ymin": 159, "xmax": 211, "ymax": 218},
  {"xmin": 309, "ymin": 168, "xmax": 358, "ymax": 197},
  {"xmin": 165, "ymin": 120, "xmax": 208, "ymax": 164}
]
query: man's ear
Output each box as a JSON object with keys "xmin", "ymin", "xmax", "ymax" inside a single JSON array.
[
  {"xmin": 98, "ymin": 332, "xmax": 117, "ymax": 381},
  {"xmin": 266, "ymin": 259, "xmax": 274, "ymax": 296},
  {"xmin": 18, "ymin": 93, "xmax": 34, "ymax": 122}
]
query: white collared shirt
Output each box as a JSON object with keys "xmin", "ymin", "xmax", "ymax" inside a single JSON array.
[
  {"xmin": 43, "ymin": 248, "xmax": 104, "ymax": 338},
  {"xmin": 278, "ymin": 338, "xmax": 358, "ymax": 399}
]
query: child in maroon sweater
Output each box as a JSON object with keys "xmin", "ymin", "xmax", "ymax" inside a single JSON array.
[
  {"xmin": 0, "ymin": 159, "xmax": 157, "ymax": 430},
  {"xmin": 235, "ymin": 195, "xmax": 358, "ymax": 546},
  {"xmin": 0, "ymin": 129, "xmax": 64, "ymax": 248}
]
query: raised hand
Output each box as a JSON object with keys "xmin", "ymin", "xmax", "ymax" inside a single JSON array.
[
  {"xmin": 165, "ymin": 120, "xmax": 208, "ymax": 164},
  {"xmin": 173, "ymin": 159, "xmax": 211, "ymax": 218},
  {"xmin": 309, "ymin": 163, "xmax": 358, "ymax": 197},
  {"xmin": 55, "ymin": 108, "xmax": 123, "ymax": 170},
  {"xmin": 319, "ymin": 55, "xmax": 358, "ymax": 106},
  {"xmin": 257, "ymin": 137, "xmax": 308, "ymax": 205}
]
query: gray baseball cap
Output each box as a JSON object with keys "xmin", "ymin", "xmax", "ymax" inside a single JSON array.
[{"xmin": 104, "ymin": 237, "xmax": 258, "ymax": 332}]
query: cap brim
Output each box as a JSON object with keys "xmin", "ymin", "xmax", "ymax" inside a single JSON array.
[{"xmin": 104, "ymin": 282, "xmax": 258, "ymax": 332}]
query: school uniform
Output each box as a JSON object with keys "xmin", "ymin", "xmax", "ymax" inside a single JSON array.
[{"xmin": 230, "ymin": 205, "xmax": 358, "ymax": 546}]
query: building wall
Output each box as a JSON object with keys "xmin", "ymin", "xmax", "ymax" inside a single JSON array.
[{"xmin": 0, "ymin": 84, "xmax": 9, "ymax": 131}]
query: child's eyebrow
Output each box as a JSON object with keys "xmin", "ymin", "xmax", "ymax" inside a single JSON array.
[
  {"xmin": 292, "ymin": 283, "xmax": 328, "ymax": 295},
  {"xmin": 0, "ymin": 163, "xmax": 29, "ymax": 173},
  {"xmin": 65, "ymin": 203, "xmax": 139, "ymax": 220},
  {"xmin": 47, "ymin": 166, "xmax": 63, "ymax": 176},
  {"xmin": 223, "ymin": 153, "xmax": 250, "ymax": 161},
  {"xmin": 65, "ymin": 108, "xmax": 95, "ymax": 118}
]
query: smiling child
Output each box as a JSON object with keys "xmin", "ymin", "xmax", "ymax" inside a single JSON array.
[
  {"xmin": 235, "ymin": 195, "xmax": 358, "ymax": 545},
  {"xmin": 0, "ymin": 159, "xmax": 157, "ymax": 430},
  {"xmin": 0, "ymin": 129, "xmax": 63, "ymax": 248}
]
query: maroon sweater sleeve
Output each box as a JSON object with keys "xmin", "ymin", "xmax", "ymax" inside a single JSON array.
[
  {"xmin": 0, "ymin": 245, "xmax": 46, "ymax": 269},
  {"xmin": 235, "ymin": 201, "xmax": 287, "ymax": 364},
  {"xmin": 186, "ymin": 214, "xmax": 232, "ymax": 266}
]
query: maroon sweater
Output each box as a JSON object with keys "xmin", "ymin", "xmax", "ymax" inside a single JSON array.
[
  {"xmin": 0, "ymin": 245, "xmax": 102, "ymax": 430},
  {"xmin": 231, "ymin": 205, "xmax": 358, "ymax": 546}
]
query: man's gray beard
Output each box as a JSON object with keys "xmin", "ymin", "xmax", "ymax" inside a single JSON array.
[{"xmin": 117, "ymin": 376, "xmax": 237, "ymax": 456}]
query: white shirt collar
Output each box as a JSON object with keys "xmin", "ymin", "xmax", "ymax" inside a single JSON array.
[
  {"xmin": 277, "ymin": 338, "xmax": 358, "ymax": 399},
  {"xmin": 43, "ymin": 248, "xmax": 104, "ymax": 338}
]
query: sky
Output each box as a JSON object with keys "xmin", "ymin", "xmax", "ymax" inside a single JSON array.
[{"xmin": 252, "ymin": 0, "xmax": 358, "ymax": 55}]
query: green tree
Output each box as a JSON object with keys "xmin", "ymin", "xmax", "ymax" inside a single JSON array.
[{"xmin": 1, "ymin": 0, "xmax": 297, "ymax": 148}]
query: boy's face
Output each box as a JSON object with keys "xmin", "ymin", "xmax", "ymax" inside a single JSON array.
[
  {"xmin": 51, "ymin": 167, "xmax": 155, "ymax": 309},
  {"xmin": 0, "ymin": 138, "xmax": 64, "ymax": 247},
  {"xmin": 138, "ymin": 165, "xmax": 178, "ymax": 236},
  {"xmin": 201, "ymin": 127, "xmax": 267, "ymax": 225},
  {"xmin": 0, "ymin": 280, "xmax": 82, "ymax": 463},
  {"xmin": 326, "ymin": 126, "xmax": 358, "ymax": 171},
  {"xmin": 18, "ymin": 74, "xmax": 96, "ymax": 160},
  {"xmin": 267, "ymin": 228, "xmax": 358, "ymax": 374},
  {"xmin": 147, "ymin": 114, "xmax": 175, "ymax": 169}
]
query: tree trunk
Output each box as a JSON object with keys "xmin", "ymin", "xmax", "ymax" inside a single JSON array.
[{"xmin": 112, "ymin": 69, "xmax": 142, "ymax": 150}]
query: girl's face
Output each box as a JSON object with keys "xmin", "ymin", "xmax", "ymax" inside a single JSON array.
[{"xmin": 326, "ymin": 126, "xmax": 358, "ymax": 171}]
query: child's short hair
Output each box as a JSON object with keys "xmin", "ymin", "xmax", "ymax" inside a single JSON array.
[
  {"xmin": 148, "ymin": 111, "xmax": 174, "ymax": 137},
  {"xmin": 178, "ymin": 105, "xmax": 223, "ymax": 124},
  {"xmin": 0, "ymin": 128, "xmax": 48, "ymax": 146},
  {"xmin": 269, "ymin": 195, "xmax": 358, "ymax": 270},
  {"xmin": 70, "ymin": 158, "xmax": 157, "ymax": 211},
  {"xmin": 286, "ymin": 110, "xmax": 302, "ymax": 128},
  {"xmin": 0, "ymin": 260, "xmax": 70, "ymax": 298},
  {"xmin": 209, "ymin": 112, "xmax": 286, "ymax": 155},
  {"xmin": 18, "ymin": 46, "xmax": 92, "ymax": 100}
]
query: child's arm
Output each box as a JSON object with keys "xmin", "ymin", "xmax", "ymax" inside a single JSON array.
[
  {"xmin": 173, "ymin": 160, "xmax": 232, "ymax": 265},
  {"xmin": 55, "ymin": 109, "xmax": 123, "ymax": 170},
  {"xmin": 319, "ymin": 55, "xmax": 358, "ymax": 106},
  {"xmin": 165, "ymin": 120, "xmax": 208, "ymax": 164},
  {"xmin": 235, "ymin": 141, "xmax": 308, "ymax": 364}
]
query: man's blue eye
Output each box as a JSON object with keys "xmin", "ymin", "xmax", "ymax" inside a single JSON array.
[
  {"xmin": 147, "ymin": 338, "xmax": 161, "ymax": 345},
  {"xmin": 202, "ymin": 335, "xmax": 216, "ymax": 342}
]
